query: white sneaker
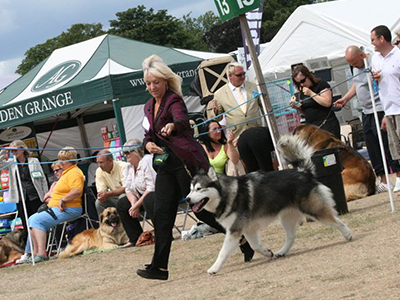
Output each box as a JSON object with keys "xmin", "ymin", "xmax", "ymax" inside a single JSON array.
[
  {"xmin": 16, "ymin": 253, "xmax": 30, "ymax": 264},
  {"xmin": 393, "ymin": 178, "xmax": 400, "ymax": 192},
  {"xmin": 376, "ymin": 182, "xmax": 388, "ymax": 194}
]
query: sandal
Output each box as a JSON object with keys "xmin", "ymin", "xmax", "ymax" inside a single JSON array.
[{"xmin": 27, "ymin": 255, "xmax": 49, "ymax": 263}]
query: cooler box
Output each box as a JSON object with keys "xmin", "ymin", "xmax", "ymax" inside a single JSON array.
[{"xmin": 311, "ymin": 148, "xmax": 348, "ymax": 215}]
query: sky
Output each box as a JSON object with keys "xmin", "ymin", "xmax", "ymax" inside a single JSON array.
[{"xmin": 0, "ymin": 0, "xmax": 217, "ymax": 89}]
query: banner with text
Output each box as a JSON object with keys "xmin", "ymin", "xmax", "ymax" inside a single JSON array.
[{"xmin": 240, "ymin": 0, "xmax": 264, "ymax": 70}]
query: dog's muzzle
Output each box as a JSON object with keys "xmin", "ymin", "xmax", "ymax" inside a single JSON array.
[{"xmin": 186, "ymin": 197, "xmax": 209, "ymax": 213}]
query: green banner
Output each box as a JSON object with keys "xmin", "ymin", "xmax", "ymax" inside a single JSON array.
[{"xmin": 214, "ymin": 0, "xmax": 261, "ymax": 22}]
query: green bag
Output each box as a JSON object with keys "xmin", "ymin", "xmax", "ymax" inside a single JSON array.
[{"xmin": 153, "ymin": 147, "xmax": 169, "ymax": 168}]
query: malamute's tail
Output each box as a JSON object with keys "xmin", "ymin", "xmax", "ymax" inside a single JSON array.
[{"xmin": 277, "ymin": 135, "xmax": 315, "ymax": 173}]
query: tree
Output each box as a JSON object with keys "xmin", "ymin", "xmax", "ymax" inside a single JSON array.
[
  {"xmin": 181, "ymin": 11, "xmax": 221, "ymax": 51},
  {"xmin": 261, "ymin": 0, "xmax": 315, "ymax": 42},
  {"xmin": 109, "ymin": 6, "xmax": 195, "ymax": 49},
  {"xmin": 16, "ymin": 23, "xmax": 105, "ymax": 75}
]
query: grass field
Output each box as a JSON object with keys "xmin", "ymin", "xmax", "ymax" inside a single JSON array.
[{"xmin": 1, "ymin": 191, "xmax": 400, "ymax": 300}]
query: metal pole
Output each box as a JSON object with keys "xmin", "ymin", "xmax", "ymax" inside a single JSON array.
[
  {"xmin": 364, "ymin": 58, "xmax": 395, "ymax": 212},
  {"xmin": 112, "ymin": 99, "xmax": 127, "ymax": 145},
  {"xmin": 14, "ymin": 157, "xmax": 36, "ymax": 265},
  {"xmin": 239, "ymin": 15, "xmax": 284, "ymax": 168}
]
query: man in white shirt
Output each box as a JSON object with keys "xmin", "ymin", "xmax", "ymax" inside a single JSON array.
[
  {"xmin": 206, "ymin": 62, "xmax": 265, "ymax": 139},
  {"xmin": 335, "ymin": 45, "xmax": 400, "ymax": 192},
  {"xmin": 371, "ymin": 25, "xmax": 400, "ymax": 192}
]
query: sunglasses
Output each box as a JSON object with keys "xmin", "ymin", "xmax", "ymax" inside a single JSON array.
[
  {"xmin": 124, "ymin": 151, "xmax": 134, "ymax": 157},
  {"xmin": 296, "ymin": 77, "xmax": 307, "ymax": 84},
  {"xmin": 53, "ymin": 169, "xmax": 62, "ymax": 173},
  {"xmin": 233, "ymin": 72, "xmax": 246, "ymax": 77}
]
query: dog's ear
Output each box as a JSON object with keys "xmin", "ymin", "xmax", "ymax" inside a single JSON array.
[
  {"xmin": 207, "ymin": 167, "xmax": 218, "ymax": 182},
  {"xmin": 99, "ymin": 212, "xmax": 104, "ymax": 223}
]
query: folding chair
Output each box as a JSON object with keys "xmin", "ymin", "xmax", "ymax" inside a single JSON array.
[
  {"xmin": 174, "ymin": 199, "xmax": 197, "ymax": 235},
  {"xmin": 47, "ymin": 188, "xmax": 98, "ymax": 256}
]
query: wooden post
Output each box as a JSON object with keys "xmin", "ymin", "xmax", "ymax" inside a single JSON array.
[{"xmin": 239, "ymin": 14, "xmax": 283, "ymax": 167}]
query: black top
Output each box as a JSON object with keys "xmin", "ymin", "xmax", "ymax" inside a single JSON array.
[
  {"xmin": 300, "ymin": 80, "xmax": 334, "ymax": 123},
  {"xmin": 17, "ymin": 164, "xmax": 39, "ymax": 202}
]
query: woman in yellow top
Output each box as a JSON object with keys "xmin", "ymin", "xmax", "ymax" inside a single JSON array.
[{"xmin": 26, "ymin": 147, "xmax": 84, "ymax": 263}]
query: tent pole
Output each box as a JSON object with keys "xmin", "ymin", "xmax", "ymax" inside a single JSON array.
[
  {"xmin": 239, "ymin": 15, "xmax": 284, "ymax": 168},
  {"xmin": 112, "ymin": 99, "xmax": 126, "ymax": 145},
  {"xmin": 14, "ymin": 158, "xmax": 36, "ymax": 265},
  {"xmin": 364, "ymin": 58, "xmax": 395, "ymax": 212},
  {"xmin": 76, "ymin": 115, "xmax": 91, "ymax": 158}
]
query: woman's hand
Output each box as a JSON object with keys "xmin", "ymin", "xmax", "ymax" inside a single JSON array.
[
  {"xmin": 146, "ymin": 142, "xmax": 164, "ymax": 154},
  {"xmin": 58, "ymin": 199, "xmax": 65, "ymax": 212},
  {"xmin": 301, "ymin": 87, "xmax": 314, "ymax": 97},
  {"xmin": 129, "ymin": 203, "xmax": 141, "ymax": 218},
  {"xmin": 227, "ymin": 131, "xmax": 235, "ymax": 144},
  {"xmin": 161, "ymin": 123, "xmax": 175, "ymax": 137},
  {"xmin": 289, "ymin": 96, "xmax": 302, "ymax": 108}
]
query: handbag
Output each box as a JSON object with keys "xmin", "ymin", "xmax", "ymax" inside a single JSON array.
[
  {"xmin": 225, "ymin": 159, "xmax": 246, "ymax": 176},
  {"xmin": 153, "ymin": 147, "xmax": 169, "ymax": 168}
]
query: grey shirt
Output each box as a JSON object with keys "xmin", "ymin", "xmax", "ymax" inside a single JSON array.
[{"xmin": 353, "ymin": 56, "xmax": 383, "ymax": 114}]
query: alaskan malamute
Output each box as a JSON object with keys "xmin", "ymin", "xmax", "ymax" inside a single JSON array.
[{"xmin": 186, "ymin": 135, "xmax": 352, "ymax": 274}]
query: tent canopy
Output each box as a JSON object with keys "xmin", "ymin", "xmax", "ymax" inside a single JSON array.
[
  {"xmin": 0, "ymin": 34, "xmax": 229, "ymax": 128},
  {"xmin": 254, "ymin": 0, "xmax": 400, "ymax": 77}
]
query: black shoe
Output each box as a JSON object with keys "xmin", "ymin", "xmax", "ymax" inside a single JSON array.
[
  {"xmin": 240, "ymin": 241, "xmax": 255, "ymax": 262},
  {"xmin": 137, "ymin": 267, "xmax": 168, "ymax": 280}
]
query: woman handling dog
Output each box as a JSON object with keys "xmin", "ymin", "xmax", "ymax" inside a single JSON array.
[
  {"xmin": 289, "ymin": 65, "xmax": 341, "ymax": 139},
  {"xmin": 116, "ymin": 139, "xmax": 156, "ymax": 248},
  {"xmin": 137, "ymin": 55, "xmax": 228, "ymax": 280},
  {"xmin": 24, "ymin": 147, "xmax": 84, "ymax": 263}
]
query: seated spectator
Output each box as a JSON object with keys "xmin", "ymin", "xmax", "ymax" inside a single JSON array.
[
  {"xmin": 24, "ymin": 147, "xmax": 84, "ymax": 263},
  {"xmin": 95, "ymin": 150, "xmax": 128, "ymax": 216},
  {"xmin": 198, "ymin": 121, "xmax": 241, "ymax": 175},
  {"xmin": 116, "ymin": 139, "xmax": 156, "ymax": 248},
  {"xmin": 43, "ymin": 163, "xmax": 63, "ymax": 204},
  {"xmin": 237, "ymin": 127, "xmax": 276, "ymax": 173}
]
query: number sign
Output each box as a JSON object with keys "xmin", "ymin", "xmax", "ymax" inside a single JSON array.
[{"xmin": 214, "ymin": 0, "xmax": 261, "ymax": 22}]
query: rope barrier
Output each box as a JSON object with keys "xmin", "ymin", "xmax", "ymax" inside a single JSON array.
[{"xmin": 195, "ymin": 69, "xmax": 369, "ymax": 137}]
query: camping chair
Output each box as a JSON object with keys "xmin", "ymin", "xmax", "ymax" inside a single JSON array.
[
  {"xmin": 174, "ymin": 198, "xmax": 197, "ymax": 235},
  {"xmin": 47, "ymin": 188, "xmax": 98, "ymax": 256},
  {"xmin": 0, "ymin": 202, "xmax": 18, "ymax": 234},
  {"xmin": 140, "ymin": 198, "xmax": 197, "ymax": 236}
]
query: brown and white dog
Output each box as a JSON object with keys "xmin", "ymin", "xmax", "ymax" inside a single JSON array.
[
  {"xmin": 59, "ymin": 207, "xmax": 128, "ymax": 258},
  {"xmin": 294, "ymin": 124, "xmax": 376, "ymax": 201}
]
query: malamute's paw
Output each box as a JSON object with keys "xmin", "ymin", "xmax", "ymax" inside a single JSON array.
[
  {"xmin": 274, "ymin": 251, "xmax": 286, "ymax": 258},
  {"xmin": 207, "ymin": 266, "xmax": 220, "ymax": 275},
  {"xmin": 259, "ymin": 248, "xmax": 274, "ymax": 258}
]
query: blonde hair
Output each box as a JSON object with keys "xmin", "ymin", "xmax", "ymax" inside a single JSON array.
[
  {"xmin": 142, "ymin": 54, "xmax": 183, "ymax": 97},
  {"xmin": 227, "ymin": 62, "xmax": 245, "ymax": 75},
  {"xmin": 10, "ymin": 140, "xmax": 30, "ymax": 157},
  {"xmin": 123, "ymin": 139, "xmax": 144, "ymax": 159},
  {"xmin": 58, "ymin": 147, "xmax": 78, "ymax": 165},
  {"xmin": 51, "ymin": 162, "xmax": 61, "ymax": 170}
]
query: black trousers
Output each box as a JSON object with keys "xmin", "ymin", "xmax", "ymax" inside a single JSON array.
[
  {"xmin": 237, "ymin": 127, "xmax": 275, "ymax": 173},
  {"xmin": 144, "ymin": 152, "xmax": 224, "ymax": 270},
  {"xmin": 116, "ymin": 196, "xmax": 143, "ymax": 244},
  {"xmin": 362, "ymin": 111, "xmax": 400, "ymax": 176}
]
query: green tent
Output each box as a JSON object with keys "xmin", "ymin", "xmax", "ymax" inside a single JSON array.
[{"xmin": 0, "ymin": 34, "xmax": 229, "ymax": 142}]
